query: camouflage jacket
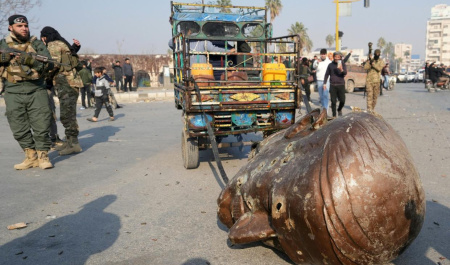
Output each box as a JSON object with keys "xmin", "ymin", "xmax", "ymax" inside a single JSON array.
[
  {"xmin": 0, "ymin": 32, "xmax": 52, "ymax": 93},
  {"xmin": 364, "ymin": 59, "xmax": 385, "ymax": 83},
  {"xmin": 47, "ymin": 40, "xmax": 83, "ymax": 88}
]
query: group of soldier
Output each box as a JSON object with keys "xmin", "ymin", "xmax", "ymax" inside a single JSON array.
[{"xmin": 0, "ymin": 15, "xmax": 84, "ymax": 170}]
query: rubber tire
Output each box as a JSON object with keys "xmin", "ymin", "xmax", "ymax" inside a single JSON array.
[
  {"xmin": 175, "ymin": 100, "xmax": 182, "ymax": 110},
  {"xmin": 345, "ymin": 80, "xmax": 355, "ymax": 93},
  {"xmin": 182, "ymin": 130, "xmax": 199, "ymax": 169}
]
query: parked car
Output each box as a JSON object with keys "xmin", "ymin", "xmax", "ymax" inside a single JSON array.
[
  {"xmin": 406, "ymin": 71, "xmax": 416, "ymax": 82},
  {"xmin": 344, "ymin": 64, "xmax": 367, "ymax": 92},
  {"xmin": 397, "ymin": 72, "xmax": 407, "ymax": 83},
  {"xmin": 414, "ymin": 69, "xmax": 425, "ymax": 82}
]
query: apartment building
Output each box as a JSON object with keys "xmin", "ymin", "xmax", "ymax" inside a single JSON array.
[{"xmin": 425, "ymin": 4, "xmax": 450, "ymax": 65}]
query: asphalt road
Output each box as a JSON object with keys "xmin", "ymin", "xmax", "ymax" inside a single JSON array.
[{"xmin": 0, "ymin": 83, "xmax": 449, "ymax": 265}]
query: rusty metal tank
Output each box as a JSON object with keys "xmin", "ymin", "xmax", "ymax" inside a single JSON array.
[{"xmin": 217, "ymin": 109, "xmax": 425, "ymax": 265}]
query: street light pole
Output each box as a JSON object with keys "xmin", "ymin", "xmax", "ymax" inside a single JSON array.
[
  {"xmin": 334, "ymin": 0, "xmax": 362, "ymax": 52},
  {"xmin": 336, "ymin": 0, "xmax": 340, "ymax": 51}
]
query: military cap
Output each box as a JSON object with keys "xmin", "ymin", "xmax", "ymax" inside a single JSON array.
[{"xmin": 8, "ymin": 15, "xmax": 28, "ymax": 31}]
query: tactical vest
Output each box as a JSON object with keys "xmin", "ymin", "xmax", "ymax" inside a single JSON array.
[{"xmin": 2, "ymin": 36, "xmax": 41, "ymax": 83}]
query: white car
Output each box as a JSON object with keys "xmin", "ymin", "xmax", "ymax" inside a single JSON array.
[
  {"xmin": 397, "ymin": 73, "xmax": 407, "ymax": 83},
  {"xmin": 406, "ymin": 71, "xmax": 416, "ymax": 82},
  {"xmin": 414, "ymin": 69, "xmax": 425, "ymax": 82}
]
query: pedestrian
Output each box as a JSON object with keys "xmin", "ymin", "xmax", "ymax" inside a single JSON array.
[
  {"xmin": 313, "ymin": 48, "xmax": 331, "ymax": 110},
  {"xmin": 46, "ymin": 81, "xmax": 63, "ymax": 149},
  {"xmin": 0, "ymin": 15, "xmax": 53, "ymax": 169},
  {"xmin": 363, "ymin": 49, "xmax": 385, "ymax": 112},
  {"xmin": 123, "ymin": 58, "xmax": 133, "ymax": 92},
  {"xmin": 324, "ymin": 51, "xmax": 347, "ymax": 118},
  {"xmin": 381, "ymin": 63, "xmax": 390, "ymax": 95},
  {"xmin": 40, "ymin": 26, "xmax": 83, "ymax": 156},
  {"xmin": 424, "ymin": 62, "xmax": 429, "ymax": 88},
  {"xmin": 79, "ymin": 61, "xmax": 93, "ymax": 109},
  {"xmin": 87, "ymin": 67, "xmax": 115, "ymax": 122},
  {"xmin": 112, "ymin": 60, "xmax": 124, "ymax": 92},
  {"xmin": 299, "ymin": 57, "xmax": 312, "ymax": 102}
]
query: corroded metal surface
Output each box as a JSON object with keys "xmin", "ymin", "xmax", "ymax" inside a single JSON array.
[{"xmin": 217, "ymin": 109, "xmax": 425, "ymax": 265}]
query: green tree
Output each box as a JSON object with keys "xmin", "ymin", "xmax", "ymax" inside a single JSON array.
[
  {"xmin": 288, "ymin": 22, "xmax": 313, "ymax": 55},
  {"xmin": 383, "ymin": 42, "xmax": 394, "ymax": 60},
  {"xmin": 326, "ymin": 34, "xmax": 335, "ymax": 48},
  {"xmin": 216, "ymin": 0, "xmax": 232, "ymax": 13},
  {"xmin": 266, "ymin": 0, "xmax": 283, "ymax": 22},
  {"xmin": 404, "ymin": 50, "xmax": 410, "ymax": 58},
  {"xmin": 377, "ymin": 37, "xmax": 386, "ymax": 50}
]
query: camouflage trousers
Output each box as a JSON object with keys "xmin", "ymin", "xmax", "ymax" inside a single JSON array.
[
  {"xmin": 4, "ymin": 89, "xmax": 52, "ymax": 151},
  {"xmin": 55, "ymin": 75, "xmax": 80, "ymax": 138},
  {"xmin": 366, "ymin": 81, "xmax": 380, "ymax": 111}
]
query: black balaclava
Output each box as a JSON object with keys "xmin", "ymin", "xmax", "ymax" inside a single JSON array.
[{"xmin": 40, "ymin": 26, "xmax": 76, "ymax": 55}]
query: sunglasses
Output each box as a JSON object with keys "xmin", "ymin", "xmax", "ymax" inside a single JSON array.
[{"xmin": 13, "ymin": 17, "xmax": 27, "ymax": 24}]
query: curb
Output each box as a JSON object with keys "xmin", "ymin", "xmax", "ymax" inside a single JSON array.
[{"xmin": 0, "ymin": 89, "xmax": 175, "ymax": 106}]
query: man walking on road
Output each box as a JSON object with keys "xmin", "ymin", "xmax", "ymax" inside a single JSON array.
[
  {"xmin": 324, "ymin": 51, "xmax": 347, "ymax": 118},
  {"xmin": 313, "ymin": 48, "xmax": 331, "ymax": 111},
  {"xmin": 364, "ymin": 49, "xmax": 385, "ymax": 112},
  {"xmin": 123, "ymin": 58, "xmax": 133, "ymax": 92},
  {"xmin": 0, "ymin": 15, "xmax": 54, "ymax": 169}
]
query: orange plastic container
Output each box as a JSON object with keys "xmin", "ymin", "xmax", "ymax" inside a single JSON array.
[
  {"xmin": 262, "ymin": 63, "xmax": 286, "ymax": 85},
  {"xmin": 191, "ymin": 63, "xmax": 213, "ymax": 77}
]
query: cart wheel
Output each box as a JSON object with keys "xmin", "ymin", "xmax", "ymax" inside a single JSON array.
[
  {"xmin": 182, "ymin": 130, "xmax": 199, "ymax": 169},
  {"xmin": 175, "ymin": 99, "xmax": 182, "ymax": 110}
]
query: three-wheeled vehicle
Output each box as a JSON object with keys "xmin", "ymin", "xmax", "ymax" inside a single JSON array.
[{"xmin": 170, "ymin": 2, "xmax": 302, "ymax": 169}]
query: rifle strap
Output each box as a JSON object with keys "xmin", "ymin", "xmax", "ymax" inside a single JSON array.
[{"xmin": 192, "ymin": 78, "xmax": 229, "ymax": 185}]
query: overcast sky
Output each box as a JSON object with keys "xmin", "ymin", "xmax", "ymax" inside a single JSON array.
[{"xmin": 24, "ymin": 0, "xmax": 447, "ymax": 58}]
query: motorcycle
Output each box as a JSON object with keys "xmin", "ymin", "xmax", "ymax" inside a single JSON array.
[{"xmin": 426, "ymin": 79, "xmax": 450, "ymax": 92}]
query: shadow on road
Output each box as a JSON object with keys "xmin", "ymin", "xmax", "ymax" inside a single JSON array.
[
  {"xmin": 49, "ymin": 125, "xmax": 122, "ymax": 164},
  {"xmin": 181, "ymin": 258, "xmax": 213, "ymax": 265},
  {"xmin": 0, "ymin": 195, "xmax": 120, "ymax": 265},
  {"xmin": 393, "ymin": 200, "xmax": 450, "ymax": 265}
]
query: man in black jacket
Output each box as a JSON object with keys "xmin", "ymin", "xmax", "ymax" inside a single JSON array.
[
  {"xmin": 112, "ymin": 60, "xmax": 123, "ymax": 93},
  {"xmin": 324, "ymin": 51, "xmax": 347, "ymax": 118},
  {"xmin": 123, "ymin": 58, "xmax": 133, "ymax": 92}
]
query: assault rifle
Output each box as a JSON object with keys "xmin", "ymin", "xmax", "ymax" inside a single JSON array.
[{"xmin": 0, "ymin": 47, "xmax": 70, "ymax": 67}]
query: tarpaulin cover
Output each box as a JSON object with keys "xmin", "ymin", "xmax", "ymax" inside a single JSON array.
[{"xmin": 172, "ymin": 13, "xmax": 264, "ymax": 22}]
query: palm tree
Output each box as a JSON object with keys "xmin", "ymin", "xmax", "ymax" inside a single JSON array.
[
  {"xmin": 326, "ymin": 34, "xmax": 334, "ymax": 48},
  {"xmin": 266, "ymin": 0, "xmax": 283, "ymax": 22},
  {"xmin": 216, "ymin": 0, "xmax": 232, "ymax": 13},
  {"xmin": 377, "ymin": 37, "xmax": 386, "ymax": 50},
  {"xmin": 404, "ymin": 50, "xmax": 410, "ymax": 58},
  {"xmin": 288, "ymin": 22, "xmax": 313, "ymax": 55},
  {"xmin": 383, "ymin": 42, "xmax": 394, "ymax": 60}
]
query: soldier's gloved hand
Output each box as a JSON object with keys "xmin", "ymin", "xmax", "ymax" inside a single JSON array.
[
  {"xmin": 0, "ymin": 53, "xmax": 11, "ymax": 63},
  {"xmin": 19, "ymin": 52, "xmax": 35, "ymax": 66}
]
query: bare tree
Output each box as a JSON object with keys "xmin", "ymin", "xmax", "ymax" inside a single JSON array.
[{"xmin": 0, "ymin": 0, "xmax": 41, "ymax": 36}]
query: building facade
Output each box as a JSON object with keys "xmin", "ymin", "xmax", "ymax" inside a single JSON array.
[
  {"xmin": 394, "ymin": 43, "xmax": 412, "ymax": 73},
  {"xmin": 425, "ymin": 4, "xmax": 450, "ymax": 66}
]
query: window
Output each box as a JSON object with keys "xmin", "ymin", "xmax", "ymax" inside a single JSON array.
[
  {"xmin": 203, "ymin": 22, "xmax": 239, "ymax": 38},
  {"xmin": 242, "ymin": 23, "xmax": 264, "ymax": 38},
  {"xmin": 176, "ymin": 21, "xmax": 201, "ymax": 36}
]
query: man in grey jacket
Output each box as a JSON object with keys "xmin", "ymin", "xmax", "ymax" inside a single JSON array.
[{"xmin": 123, "ymin": 58, "xmax": 133, "ymax": 92}]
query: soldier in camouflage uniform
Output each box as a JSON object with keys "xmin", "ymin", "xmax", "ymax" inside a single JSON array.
[
  {"xmin": 40, "ymin": 26, "xmax": 83, "ymax": 156},
  {"xmin": 0, "ymin": 15, "xmax": 53, "ymax": 169},
  {"xmin": 364, "ymin": 49, "xmax": 385, "ymax": 112}
]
